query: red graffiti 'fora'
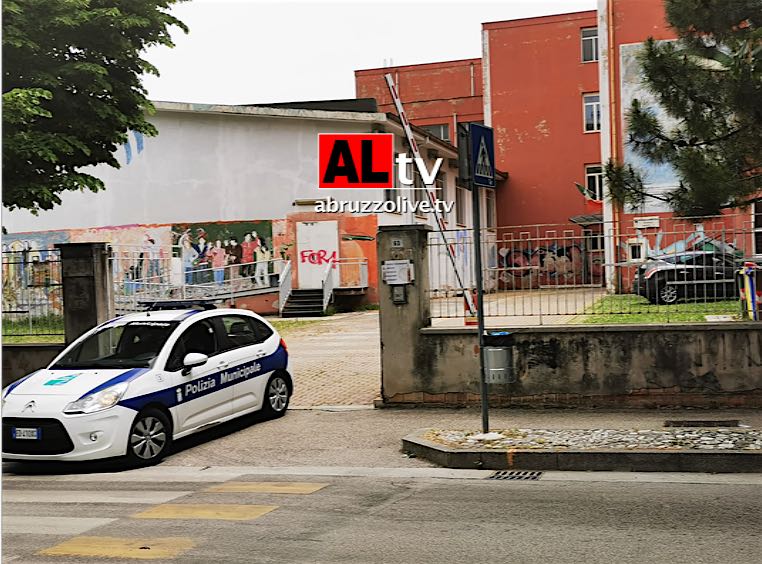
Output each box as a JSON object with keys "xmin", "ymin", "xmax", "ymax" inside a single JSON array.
[{"xmin": 300, "ymin": 249, "xmax": 337, "ymax": 265}]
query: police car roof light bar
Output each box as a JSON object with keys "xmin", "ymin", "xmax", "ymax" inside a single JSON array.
[{"xmin": 141, "ymin": 300, "xmax": 218, "ymax": 312}]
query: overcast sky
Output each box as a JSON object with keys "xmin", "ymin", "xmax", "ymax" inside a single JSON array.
[{"xmin": 143, "ymin": 0, "xmax": 596, "ymax": 105}]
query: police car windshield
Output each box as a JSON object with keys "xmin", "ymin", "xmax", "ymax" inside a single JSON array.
[{"xmin": 52, "ymin": 321, "xmax": 180, "ymax": 369}]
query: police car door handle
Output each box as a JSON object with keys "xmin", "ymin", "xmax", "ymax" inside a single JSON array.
[{"xmin": 217, "ymin": 360, "xmax": 229, "ymax": 369}]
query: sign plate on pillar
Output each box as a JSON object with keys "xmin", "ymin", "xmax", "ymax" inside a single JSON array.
[
  {"xmin": 469, "ymin": 123, "xmax": 495, "ymax": 188},
  {"xmin": 382, "ymin": 260, "xmax": 414, "ymax": 284}
]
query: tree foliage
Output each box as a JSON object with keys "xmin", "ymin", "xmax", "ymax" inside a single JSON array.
[
  {"xmin": 607, "ymin": 0, "xmax": 762, "ymax": 216},
  {"xmin": 2, "ymin": 0, "xmax": 187, "ymax": 213}
]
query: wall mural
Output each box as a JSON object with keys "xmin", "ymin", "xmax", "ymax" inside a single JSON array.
[
  {"xmin": 620, "ymin": 42, "xmax": 677, "ymax": 213},
  {"xmin": 498, "ymin": 242, "xmax": 604, "ymax": 290},
  {"xmin": 2, "ymin": 231, "xmax": 72, "ymax": 317},
  {"xmin": 3, "ymin": 213, "xmax": 383, "ymax": 315},
  {"xmin": 170, "ymin": 220, "xmax": 274, "ymax": 287}
]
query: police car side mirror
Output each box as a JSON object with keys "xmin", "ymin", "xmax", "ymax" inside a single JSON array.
[{"xmin": 182, "ymin": 353, "xmax": 208, "ymax": 375}]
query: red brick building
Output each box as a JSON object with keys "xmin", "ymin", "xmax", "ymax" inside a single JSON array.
[
  {"xmin": 355, "ymin": 0, "xmax": 761, "ymax": 292},
  {"xmin": 355, "ymin": 58, "xmax": 483, "ymax": 144},
  {"xmin": 483, "ymin": 10, "xmax": 600, "ymax": 227}
]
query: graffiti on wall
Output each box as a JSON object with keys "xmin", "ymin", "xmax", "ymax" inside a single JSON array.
[{"xmin": 498, "ymin": 241, "xmax": 604, "ymax": 289}]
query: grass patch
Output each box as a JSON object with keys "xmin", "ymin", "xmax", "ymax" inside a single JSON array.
[
  {"xmin": 2, "ymin": 314, "xmax": 65, "ymax": 343},
  {"xmin": 268, "ymin": 318, "xmax": 323, "ymax": 335},
  {"xmin": 579, "ymin": 294, "xmax": 741, "ymax": 324}
]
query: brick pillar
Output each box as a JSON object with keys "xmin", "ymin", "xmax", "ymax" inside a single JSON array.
[
  {"xmin": 55, "ymin": 243, "xmax": 113, "ymax": 344},
  {"xmin": 377, "ymin": 225, "xmax": 432, "ymax": 403}
]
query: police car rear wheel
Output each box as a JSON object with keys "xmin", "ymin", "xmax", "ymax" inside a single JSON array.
[
  {"xmin": 127, "ymin": 408, "xmax": 171, "ymax": 464},
  {"xmin": 264, "ymin": 374, "xmax": 290, "ymax": 417}
]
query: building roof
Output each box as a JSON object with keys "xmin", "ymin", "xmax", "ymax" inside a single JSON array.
[
  {"xmin": 482, "ymin": 10, "xmax": 596, "ymax": 30},
  {"xmin": 355, "ymin": 57, "xmax": 482, "ymax": 75},
  {"xmin": 243, "ymin": 98, "xmax": 379, "ymax": 113},
  {"xmin": 152, "ymin": 100, "xmax": 385, "ymax": 123}
]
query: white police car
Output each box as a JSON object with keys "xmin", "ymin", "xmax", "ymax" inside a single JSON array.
[{"xmin": 2, "ymin": 303, "xmax": 291, "ymax": 464}]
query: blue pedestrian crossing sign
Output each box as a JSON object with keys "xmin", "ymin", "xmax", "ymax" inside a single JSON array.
[{"xmin": 469, "ymin": 123, "xmax": 495, "ymax": 188}]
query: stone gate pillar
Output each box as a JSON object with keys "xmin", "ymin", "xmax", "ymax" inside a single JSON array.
[
  {"xmin": 377, "ymin": 225, "xmax": 432, "ymax": 403},
  {"xmin": 55, "ymin": 242, "xmax": 113, "ymax": 344}
]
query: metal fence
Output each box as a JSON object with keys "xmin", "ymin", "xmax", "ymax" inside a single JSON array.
[
  {"xmin": 109, "ymin": 244, "xmax": 285, "ymax": 313},
  {"xmin": 2, "ymin": 248, "xmax": 65, "ymax": 339},
  {"xmin": 428, "ymin": 217, "xmax": 761, "ymax": 325}
]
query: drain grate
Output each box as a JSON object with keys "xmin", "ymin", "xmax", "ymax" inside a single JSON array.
[
  {"xmin": 664, "ymin": 420, "xmax": 740, "ymax": 427},
  {"xmin": 487, "ymin": 471, "xmax": 543, "ymax": 481}
]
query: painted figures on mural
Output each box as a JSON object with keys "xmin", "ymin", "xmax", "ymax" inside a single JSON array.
[
  {"xmin": 255, "ymin": 240, "xmax": 272, "ymax": 288},
  {"xmin": 171, "ymin": 221, "xmax": 276, "ymax": 291}
]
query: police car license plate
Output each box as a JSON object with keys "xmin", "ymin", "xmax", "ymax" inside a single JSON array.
[{"xmin": 12, "ymin": 427, "xmax": 40, "ymax": 440}]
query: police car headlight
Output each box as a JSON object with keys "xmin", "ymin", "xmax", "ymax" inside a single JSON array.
[{"xmin": 63, "ymin": 382, "xmax": 129, "ymax": 415}]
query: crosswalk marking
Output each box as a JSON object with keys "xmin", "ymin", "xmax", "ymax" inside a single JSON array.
[
  {"xmin": 132, "ymin": 503, "xmax": 278, "ymax": 521},
  {"xmin": 39, "ymin": 536, "xmax": 195, "ymax": 560},
  {"xmin": 205, "ymin": 481, "xmax": 328, "ymax": 494},
  {"xmin": 2, "ymin": 516, "xmax": 116, "ymax": 535},
  {"xmin": 3, "ymin": 490, "xmax": 193, "ymax": 504}
]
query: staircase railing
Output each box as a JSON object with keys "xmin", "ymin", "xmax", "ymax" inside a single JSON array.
[
  {"xmin": 279, "ymin": 260, "xmax": 292, "ymax": 313},
  {"xmin": 322, "ymin": 262, "xmax": 338, "ymax": 311},
  {"xmin": 333, "ymin": 257, "xmax": 369, "ymax": 288}
]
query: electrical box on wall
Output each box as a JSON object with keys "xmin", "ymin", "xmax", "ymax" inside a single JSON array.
[{"xmin": 391, "ymin": 285, "xmax": 407, "ymax": 304}]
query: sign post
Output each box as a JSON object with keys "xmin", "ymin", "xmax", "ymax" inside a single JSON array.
[{"xmin": 461, "ymin": 123, "xmax": 495, "ymax": 433}]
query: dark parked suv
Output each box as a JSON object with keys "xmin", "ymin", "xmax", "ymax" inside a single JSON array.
[{"xmin": 633, "ymin": 251, "xmax": 742, "ymax": 304}]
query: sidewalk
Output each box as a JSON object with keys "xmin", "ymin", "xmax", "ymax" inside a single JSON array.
[
  {"xmin": 279, "ymin": 311, "xmax": 381, "ymax": 407},
  {"xmin": 165, "ymin": 407, "xmax": 762, "ymax": 469}
]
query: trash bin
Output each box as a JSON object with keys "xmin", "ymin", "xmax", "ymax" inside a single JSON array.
[{"xmin": 483, "ymin": 331, "xmax": 515, "ymax": 384}]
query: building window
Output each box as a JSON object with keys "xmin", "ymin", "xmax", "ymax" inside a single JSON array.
[
  {"xmin": 583, "ymin": 93, "xmax": 601, "ymax": 132},
  {"xmin": 456, "ymin": 185, "xmax": 468, "ymax": 226},
  {"xmin": 581, "ymin": 27, "xmax": 598, "ymax": 63},
  {"xmin": 412, "ymin": 166, "xmax": 427, "ymax": 216},
  {"xmin": 754, "ymin": 202, "xmax": 762, "ymax": 256},
  {"xmin": 485, "ymin": 189, "xmax": 496, "ymax": 228},
  {"xmin": 384, "ymin": 162, "xmax": 401, "ymax": 211},
  {"xmin": 628, "ymin": 241, "xmax": 645, "ymax": 262},
  {"xmin": 421, "ymin": 123, "xmax": 450, "ymax": 143},
  {"xmin": 585, "ymin": 164, "xmax": 604, "ymax": 200},
  {"xmin": 583, "ymin": 229, "xmax": 604, "ymax": 251}
]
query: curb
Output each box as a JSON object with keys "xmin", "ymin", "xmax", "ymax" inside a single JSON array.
[{"xmin": 402, "ymin": 430, "xmax": 762, "ymax": 473}]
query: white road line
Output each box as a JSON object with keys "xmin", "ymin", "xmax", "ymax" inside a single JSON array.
[
  {"xmin": 3, "ymin": 490, "xmax": 193, "ymax": 504},
  {"xmin": 4, "ymin": 466, "xmax": 761, "ymax": 485},
  {"xmin": 2, "ymin": 516, "xmax": 116, "ymax": 535}
]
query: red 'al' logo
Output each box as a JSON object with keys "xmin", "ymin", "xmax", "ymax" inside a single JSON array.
[{"xmin": 318, "ymin": 133, "xmax": 393, "ymax": 189}]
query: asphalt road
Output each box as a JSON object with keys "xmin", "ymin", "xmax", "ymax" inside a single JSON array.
[{"xmin": 3, "ymin": 466, "xmax": 761, "ymax": 563}]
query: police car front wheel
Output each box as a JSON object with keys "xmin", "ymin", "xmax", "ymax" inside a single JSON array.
[{"xmin": 127, "ymin": 408, "xmax": 172, "ymax": 464}]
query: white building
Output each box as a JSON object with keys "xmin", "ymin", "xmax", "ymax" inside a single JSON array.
[{"xmin": 4, "ymin": 100, "xmax": 500, "ymax": 312}]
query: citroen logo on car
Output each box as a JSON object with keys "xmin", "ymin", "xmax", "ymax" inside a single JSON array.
[{"xmin": 22, "ymin": 400, "xmax": 36, "ymax": 413}]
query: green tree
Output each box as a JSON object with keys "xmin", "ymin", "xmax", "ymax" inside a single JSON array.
[
  {"xmin": 607, "ymin": 0, "xmax": 762, "ymax": 216},
  {"xmin": 2, "ymin": 0, "xmax": 187, "ymax": 214}
]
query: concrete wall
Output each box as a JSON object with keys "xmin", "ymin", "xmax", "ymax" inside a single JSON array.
[
  {"xmin": 2, "ymin": 344, "xmax": 65, "ymax": 387},
  {"xmin": 383, "ymin": 325, "xmax": 762, "ymax": 408},
  {"xmin": 378, "ymin": 225, "xmax": 762, "ymax": 409}
]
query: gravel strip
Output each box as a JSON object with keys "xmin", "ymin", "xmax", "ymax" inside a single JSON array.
[{"xmin": 426, "ymin": 428, "xmax": 762, "ymax": 451}]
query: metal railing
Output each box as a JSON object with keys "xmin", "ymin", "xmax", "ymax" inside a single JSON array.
[
  {"xmin": 428, "ymin": 217, "xmax": 760, "ymax": 325},
  {"xmin": 2, "ymin": 249, "xmax": 64, "ymax": 340},
  {"xmin": 334, "ymin": 257, "xmax": 369, "ymax": 288},
  {"xmin": 322, "ymin": 262, "xmax": 338, "ymax": 311},
  {"xmin": 110, "ymin": 243, "xmax": 285, "ymax": 313},
  {"xmin": 279, "ymin": 260, "xmax": 292, "ymax": 313}
]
